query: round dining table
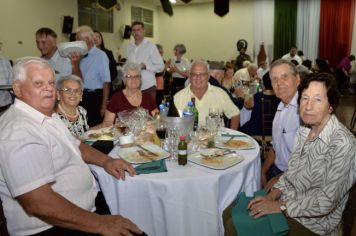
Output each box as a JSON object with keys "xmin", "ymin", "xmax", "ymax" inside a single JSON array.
[{"xmin": 89, "ymin": 128, "xmax": 261, "ymax": 236}]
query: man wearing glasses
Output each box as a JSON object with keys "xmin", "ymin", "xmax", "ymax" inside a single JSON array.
[{"xmin": 174, "ymin": 60, "xmax": 240, "ymax": 130}]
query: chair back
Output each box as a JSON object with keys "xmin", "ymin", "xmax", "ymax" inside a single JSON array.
[
  {"xmin": 0, "ymin": 199, "xmax": 9, "ymax": 236},
  {"xmin": 342, "ymin": 182, "xmax": 356, "ymax": 236},
  {"xmin": 261, "ymin": 97, "xmax": 278, "ymax": 142}
]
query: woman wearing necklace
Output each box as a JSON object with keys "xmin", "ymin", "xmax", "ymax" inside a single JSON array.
[
  {"xmin": 100, "ymin": 62, "xmax": 157, "ymax": 127},
  {"xmin": 55, "ymin": 75, "xmax": 89, "ymax": 137}
]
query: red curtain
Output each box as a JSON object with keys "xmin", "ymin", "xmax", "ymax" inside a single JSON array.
[{"xmin": 319, "ymin": 0, "xmax": 355, "ymax": 69}]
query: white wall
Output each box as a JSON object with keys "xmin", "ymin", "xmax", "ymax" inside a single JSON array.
[
  {"xmin": 0, "ymin": 0, "xmax": 355, "ymax": 63},
  {"xmin": 0, "ymin": 0, "xmax": 77, "ymax": 60},
  {"xmin": 156, "ymin": 1, "xmax": 255, "ymax": 62}
]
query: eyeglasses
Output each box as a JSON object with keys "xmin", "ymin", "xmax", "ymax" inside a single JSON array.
[
  {"xmin": 124, "ymin": 75, "xmax": 141, "ymax": 80},
  {"xmin": 190, "ymin": 72, "xmax": 208, "ymax": 78},
  {"xmin": 59, "ymin": 88, "xmax": 83, "ymax": 95}
]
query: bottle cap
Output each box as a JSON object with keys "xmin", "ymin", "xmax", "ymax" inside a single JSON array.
[
  {"xmin": 179, "ymin": 135, "xmax": 186, "ymax": 141},
  {"xmin": 188, "ymin": 101, "xmax": 193, "ymax": 106},
  {"xmin": 159, "ymin": 104, "xmax": 165, "ymax": 110}
]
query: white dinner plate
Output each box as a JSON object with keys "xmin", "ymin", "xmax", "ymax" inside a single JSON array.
[
  {"xmin": 117, "ymin": 143, "xmax": 170, "ymax": 164},
  {"xmin": 58, "ymin": 41, "xmax": 88, "ymax": 58},
  {"xmin": 188, "ymin": 149, "xmax": 244, "ymax": 170},
  {"xmin": 81, "ymin": 127, "xmax": 120, "ymax": 141},
  {"xmin": 214, "ymin": 135, "xmax": 256, "ymax": 150}
]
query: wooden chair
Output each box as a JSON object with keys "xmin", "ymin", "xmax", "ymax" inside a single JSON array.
[
  {"xmin": 252, "ymin": 97, "xmax": 277, "ymax": 159},
  {"xmin": 342, "ymin": 182, "xmax": 356, "ymax": 236},
  {"xmin": 0, "ymin": 199, "xmax": 9, "ymax": 236}
]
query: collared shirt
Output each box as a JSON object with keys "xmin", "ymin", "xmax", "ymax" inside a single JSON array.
[
  {"xmin": 42, "ymin": 49, "xmax": 72, "ymax": 81},
  {"xmin": 233, "ymin": 67, "xmax": 252, "ymax": 83},
  {"xmin": 272, "ymin": 92, "xmax": 300, "ymax": 171},
  {"xmin": 127, "ymin": 38, "xmax": 164, "ymax": 90},
  {"xmin": 274, "ymin": 115, "xmax": 356, "ymax": 236},
  {"xmin": 0, "ymin": 99, "xmax": 97, "ymax": 235},
  {"xmin": 0, "ymin": 56, "xmax": 13, "ymax": 106},
  {"xmin": 281, "ymin": 53, "xmax": 302, "ymax": 65},
  {"xmin": 174, "ymin": 83, "xmax": 240, "ymax": 126},
  {"xmin": 170, "ymin": 56, "xmax": 190, "ymax": 78},
  {"xmin": 80, "ymin": 46, "xmax": 111, "ymax": 89}
]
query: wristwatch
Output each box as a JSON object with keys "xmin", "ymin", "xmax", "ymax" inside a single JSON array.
[{"xmin": 280, "ymin": 204, "xmax": 288, "ymax": 217}]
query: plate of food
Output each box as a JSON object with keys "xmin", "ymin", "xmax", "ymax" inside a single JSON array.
[
  {"xmin": 117, "ymin": 143, "xmax": 170, "ymax": 164},
  {"xmin": 81, "ymin": 127, "xmax": 120, "ymax": 141},
  {"xmin": 58, "ymin": 41, "xmax": 88, "ymax": 58},
  {"xmin": 214, "ymin": 135, "xmax": 256, "ymax": 150},
  {"xmin": 188, "ymin": 148, "xmax": 244, "ymax": 170}
]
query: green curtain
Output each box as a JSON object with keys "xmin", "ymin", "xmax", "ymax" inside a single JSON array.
[{"xmin": 273, "ymin": 0, "xmax": 298, "ymax": 59}]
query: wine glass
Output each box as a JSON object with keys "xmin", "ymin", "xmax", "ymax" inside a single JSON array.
[{"xmin": 156, "ymin": 121, "xmax": 167, "ymax": 148}]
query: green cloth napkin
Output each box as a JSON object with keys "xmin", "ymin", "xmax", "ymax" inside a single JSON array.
[
  {"xmin": 231, "ymin": 190, "xmax": 289, "ymax": 236},
  {"xmin": 134, "ymin": 159, "xmax": 167, "ymax": 175}
]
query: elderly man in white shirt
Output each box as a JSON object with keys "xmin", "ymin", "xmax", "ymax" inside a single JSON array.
[
  {"xmin": 126, "ymin": 21, "xmax": 164, "ymax": 104},
  {"xmin": 0, "ymin": 57, "xmax": 142, "ymax": 236}
]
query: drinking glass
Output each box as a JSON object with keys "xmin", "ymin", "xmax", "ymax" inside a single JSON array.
[
  {"xmin": 209, "ymin": 107, "xmax": 220, "ymax": 119},
  {"xmin": 165, "ymin": 127, "xmax": 178, "ymax": 161},
  {"xmin": 156, "ymin": 122, "xmax": 167, "ymax": 148}
]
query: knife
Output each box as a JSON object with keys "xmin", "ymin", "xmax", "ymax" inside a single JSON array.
[{"xmin": 220, "ymin": 133, "xmax": 247, "ymax": 138}]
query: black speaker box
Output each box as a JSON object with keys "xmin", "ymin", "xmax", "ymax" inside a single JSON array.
[
  {"xmin": 62, "ymin": 16, "xmax": 74, "ymax": 34},
  {"xmin": 123, "ymin": 25, "xmax": 131, "ymax": 39}
]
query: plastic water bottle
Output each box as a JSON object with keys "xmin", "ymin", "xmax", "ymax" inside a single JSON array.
[
  {"xmin": 182, "ymin": 101, "xmax": 194, "ymax": 117},
  {"xmin": 159, "ymin": 103, "xmax": 168, "ymax": 118}
]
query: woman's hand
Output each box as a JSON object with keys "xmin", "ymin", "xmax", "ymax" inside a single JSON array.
[{"xmin": 247, "ymin": 195, "xmax": 281, "ymax": 218}]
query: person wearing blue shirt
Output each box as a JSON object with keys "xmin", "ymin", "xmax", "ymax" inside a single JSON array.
[
  {"xmin": 71, "ymin": 25, "xmax": 111, "ymax": 127},
  {"xmin": 261, "ymin": 59, "xmax": 301, "ymax": 192}
]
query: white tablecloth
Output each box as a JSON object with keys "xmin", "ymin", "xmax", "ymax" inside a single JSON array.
[{"xmin": 89, "ymin": 131, "xmax": 261, "ymax": 236}]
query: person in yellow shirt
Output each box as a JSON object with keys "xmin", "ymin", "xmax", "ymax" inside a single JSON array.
[{"xmin": 174, "ymin": 60, "xmax": 240, "ymax": 130}]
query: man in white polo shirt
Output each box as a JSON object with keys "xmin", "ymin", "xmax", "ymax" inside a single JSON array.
[{"xmin": 0, "ymin": 57, "xmax": 142, "ymax": 236}]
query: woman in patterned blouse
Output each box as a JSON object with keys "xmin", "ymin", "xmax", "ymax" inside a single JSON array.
[
  {"xmin": 224, "ymin": 73, "xmax": 356, "ymax": 236},
  {"xmin": 55, "ymin": 75, "xmax": 89, "ymax": 137}
]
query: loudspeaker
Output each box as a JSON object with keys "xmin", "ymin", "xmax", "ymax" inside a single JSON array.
[
  {"xmin": 62, "ymin": 16, "xmax": 74, "ymax": 34},
  {"xmin": 122, "ymin": 25, "xmax": 131, "ymax": 39},
  {"xmin": 160, "ymin": 0, "xmax": 173, "ymax": 16}
]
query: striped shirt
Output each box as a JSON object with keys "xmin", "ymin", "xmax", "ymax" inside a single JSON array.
[{"xmin": 274, "ymin": 115, "xmax": 356, "ymax": 235}]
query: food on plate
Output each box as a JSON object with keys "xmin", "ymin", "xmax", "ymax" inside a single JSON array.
[
  {"xmin": 201, "ymin": 156, "xmax": 223, "ymax": 165},
  {"xmin": 224, "ymin": 139, "xmax": 250, "ymax": 148},
  {"xmin": 88, "ymin": 132, "xmax": 114, "ymax": 140}
]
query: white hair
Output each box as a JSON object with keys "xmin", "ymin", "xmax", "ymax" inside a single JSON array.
[{"xmin": 13, "ymin": 56, "xmax": 54, "ymax": 81}]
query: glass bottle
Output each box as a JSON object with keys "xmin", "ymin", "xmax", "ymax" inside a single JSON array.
[{"xmin": 178, "ymin": 135, "xmax": 187, "ymax": 166}]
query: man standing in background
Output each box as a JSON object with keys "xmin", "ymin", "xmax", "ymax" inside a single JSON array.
[
  {"xmin": 0, "ymin": 55, "xmax": 13, "ymax": 115},
  {"xmin": 35, "ymin": 27, "xmax": 72, "ymax": 81},
  {"xmin": 127, "ymin": 21, "xmax": 164, "ymax": 104},
  {"xmin": 281, "ymin": 45, "xmax": 302, "ymax": 65},
  {"xmin": 71, "ymin": 25, "xmax": 111, "ymax": 127}
]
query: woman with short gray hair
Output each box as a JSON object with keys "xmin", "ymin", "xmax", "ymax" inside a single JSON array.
[
  {"xmin": 100, "ymin": 62, "xmax": 157, "ymax": 127},
  {"xmin": 55, "ymin": 74, "xmax": 89, "ymax": 137},
  {"xmin": 168, "ymin": 43, "xmax": 190, "ymax": 95}
]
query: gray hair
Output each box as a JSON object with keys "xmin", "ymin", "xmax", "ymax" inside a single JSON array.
[
  {"xmin": 76, "ymin": 25, "xmax": 95, "ymax": 44},
  {"xmin": 247, "ymin": 63, "xmax": 258, "ymax": 70},
  {"xmin": 190, "ymin": 60, "xmax": 210, "ymax": 74},
  {"xmin": 122, "ymin": 62, "xmax": 142, "ymax": 81},
  {"xmin": 269, "ymin": 59, "xmax": 298, "ymax": 76},
  {"xmin": 13, "ymin": 57, "xmax": 54, "ymax": 82},
  {"xmin": 174, "ymin": 44, "xmax": 187, "ymax": 55},
  {"xmin": 56, "ymin": 75, "xmax": 84, "ymax": 91}
]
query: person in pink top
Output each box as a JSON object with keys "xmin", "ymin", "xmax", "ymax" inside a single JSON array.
[{"xmin": 335, "ymin": 55, "xmax": 355, "ymax": 93}]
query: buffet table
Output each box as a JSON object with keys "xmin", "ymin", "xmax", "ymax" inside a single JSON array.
[{"xmin": 89, "ymin": 130, "xmax": 261, "ymax": 236}]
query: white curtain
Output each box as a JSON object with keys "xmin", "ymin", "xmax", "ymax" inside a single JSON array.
[
  {"xmin": 296, "ymin": 0, "xmax": 321, "ymax": 63},
  {"xmin": 253, "ymin": 0, "xmax": 275, "ymax": 66}
]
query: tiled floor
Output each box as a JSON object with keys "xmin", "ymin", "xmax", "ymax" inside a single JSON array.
[{"xmin": 335, "ymin": 94, "xmax": 356, "ymax": 134}]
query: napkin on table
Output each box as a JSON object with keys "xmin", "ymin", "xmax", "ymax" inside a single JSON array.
[
  {"xmin": 134, "ymin": 159, "xmax": 167, "ymax": 175},
  {"xmin": 231, "ymin": 190, "xmax": 289, "ymax": 236}
]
